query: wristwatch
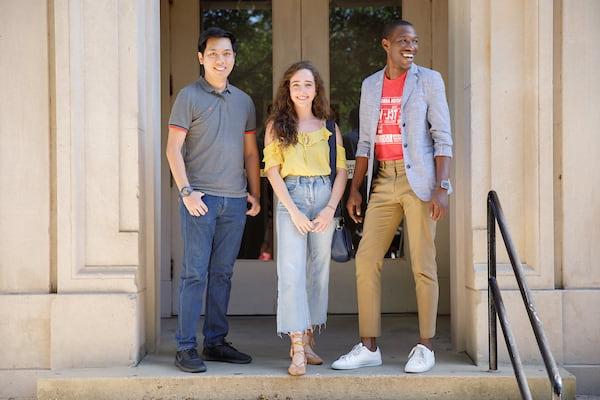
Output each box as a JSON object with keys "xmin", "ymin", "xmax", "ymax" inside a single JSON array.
[
  {"xmin": 440, "ymin": 179, "xmax": 453, "ymax": 194},
  {"xmin": 180, "ymin": 186, "xmax": 194, "ymax": 197}
]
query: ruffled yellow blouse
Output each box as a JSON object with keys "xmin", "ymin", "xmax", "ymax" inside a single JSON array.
[{"xmin": 263, "ymin": 127, "xmax": 347, "ymax": 178}]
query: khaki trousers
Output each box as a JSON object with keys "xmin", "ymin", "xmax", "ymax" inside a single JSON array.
[{"xmin": 356, "ymin": 160, "xmax": 438, "ymax": 339}]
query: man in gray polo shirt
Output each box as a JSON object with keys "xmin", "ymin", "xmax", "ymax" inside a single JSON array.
[{"xmin": 166, "ymin": 27, "xmax": 260, "ymax": 373}]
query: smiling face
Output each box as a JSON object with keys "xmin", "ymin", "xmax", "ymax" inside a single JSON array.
[
  {"xmin": 289, "ymin": 68, "xmax": 316, "ymax": 109},
  {"xmin": 382, "ymin": 24, "xmax": 419, "ymax": 72},
  {"xmin": 198, "ymin": 37, "xmax": 235, "ymax": 82}
]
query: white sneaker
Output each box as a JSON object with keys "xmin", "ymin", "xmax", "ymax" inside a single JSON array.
[
  {"xmin": 404, "ymin": 344, "xmax": 435, "ymax": 373},
  {"xmin": 331, "ymin": 343, "xmax": 382, "ymax": 370}
]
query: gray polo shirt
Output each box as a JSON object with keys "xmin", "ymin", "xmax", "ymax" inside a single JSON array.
[{"xmin": 169, "ymin": 77, "xmax": 256, "ymax": 198}]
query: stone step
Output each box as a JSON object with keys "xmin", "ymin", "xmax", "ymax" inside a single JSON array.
[
  {"xmin": 38, "ymin": 315, "xmax": 576, "ymax": 399},
  {"xmin": 37, "ymin": 356, "xmax": 575, "ymax": 400}
]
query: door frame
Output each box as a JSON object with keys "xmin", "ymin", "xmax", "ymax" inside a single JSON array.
[
  {"xmin": 149, "ymin": 0, "xmax": 465, "ymax": 353},
  {"xmin": 160, "ymin": 0, "xmax": 333, "ymax": 318}
]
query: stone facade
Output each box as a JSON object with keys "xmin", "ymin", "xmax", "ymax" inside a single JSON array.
[
  {"xmin": 0, "ymin": 0, "xmax": 159, "ymax": 378},
  {"xmin": 0, "ymin": 0, "xmax": 598, "ymax": 397},
  {"xmin": 448, "ymin": 0, "xmax": 600, "ymax": 394}
]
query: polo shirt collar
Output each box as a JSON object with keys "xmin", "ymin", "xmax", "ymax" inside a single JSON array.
[{"xmin": 198, "ymin": 76, "xmax": 231, "ymax": 94}]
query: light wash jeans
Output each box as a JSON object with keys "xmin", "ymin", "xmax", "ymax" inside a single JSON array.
[{"xmin": 276, "ymin": 176, "xmax": 335, "ymax": 334}]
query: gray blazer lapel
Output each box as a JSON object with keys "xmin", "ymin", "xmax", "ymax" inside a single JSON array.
[
  {"xmin": 363, "ymin": 69, "xmax": 385, "ymax": 199},
  {"xmin": 368, "ymin": 69, "xmax": 385, "ymax": 139},
  {"xmin": 401, "ymin": 64, "xmax": 419, "ymax": 112}
]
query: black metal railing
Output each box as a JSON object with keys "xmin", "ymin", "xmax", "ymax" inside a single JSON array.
[{"xmin": 487, "ymin": 190, "xmax": 563, "ymax": 400}]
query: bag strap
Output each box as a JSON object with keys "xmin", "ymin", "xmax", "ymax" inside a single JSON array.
[
  {"xmin": 325, "ymin": 120, "xmax": 342, "ymax": 219},
  {"xmin": 326, "ymin": 120, "xmax": 336, "ymax": 182}
]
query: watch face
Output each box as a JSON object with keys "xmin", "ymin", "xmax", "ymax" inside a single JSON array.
[
  {"xmin": 441, "ymin": 180, "xmax": 450, "ymax": 190},
  {"xmin": 181, "ymin": 187, "xmax": 193, "ymax": 197}
]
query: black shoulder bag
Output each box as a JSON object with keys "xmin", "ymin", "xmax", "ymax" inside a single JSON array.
[{"xmin": 326, "ymin": 120, "xmax": 354, "ymax": 263}]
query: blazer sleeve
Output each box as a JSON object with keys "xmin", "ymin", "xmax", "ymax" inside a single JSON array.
[
  {"xmin": 356, "ymin": 80, "xmax": 372, "ymax": 159},
  {"xmin": 427, "ymin": 71, "xmax": 453, "ymax": 158}
]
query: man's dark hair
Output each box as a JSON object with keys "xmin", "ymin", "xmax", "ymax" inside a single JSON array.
[
  {"xmin": 382, "ymin": 20, "xmax": 414, "ymax": 39},
  {"xmin": 198, "ymin": 27, "xmax": 237, "ymax": 53}
]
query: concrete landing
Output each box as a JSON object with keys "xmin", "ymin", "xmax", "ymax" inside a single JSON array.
[{"xmin": 37, "ymin": 315, "xmax": 576, "ymax": 399}]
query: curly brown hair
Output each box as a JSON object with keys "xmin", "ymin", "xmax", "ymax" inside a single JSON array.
[{"xmin": 267, "ymin": 61, "xmax": 331, "ymax": 147}]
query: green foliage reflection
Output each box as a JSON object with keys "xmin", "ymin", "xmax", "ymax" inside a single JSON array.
[
  {"xmin": 330, "ymin": 5, "xmax": 401, "ymax": 133},
  {"xmin": 201, "ymin": 5, "xmax": 273, "ymax": 135}
]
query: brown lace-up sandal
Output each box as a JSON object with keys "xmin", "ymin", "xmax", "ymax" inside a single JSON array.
[
  {"xmin": 303, "ymin": 332, "xmax": 323, "ymax": 365},
  {"xmin": 288, "ymin": 331, "xmax": 306, "ymax": 376}
]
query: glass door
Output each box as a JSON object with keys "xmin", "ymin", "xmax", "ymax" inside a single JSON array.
[
  {"xmin": 327, "ymin": 0, "xmax": 451, "ymax": 315},
  {"xmin": 168, "ymin": 0, "xmax": 276, "ymax": 316},
  {"xmin": 329, "ymin": 1, "xmax": 404, "ymax": 259},
  {"xmin": 167, "ymin": 0, "xmax": 333, "ymax": 316},
  {"xmin": 164, "ymin": 0, "xmax": 446, "ymax": 317}
]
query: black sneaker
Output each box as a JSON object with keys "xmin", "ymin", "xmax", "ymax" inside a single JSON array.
[
  {"xmin": 202, "ymin": 341, "xmax": 252, "ymax": 364},
  {"xmin": 175, "ymin": 348, "xmax": 207, "ymax": 373}
]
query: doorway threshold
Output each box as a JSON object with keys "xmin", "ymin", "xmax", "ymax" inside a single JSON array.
[
  {"xmin": 37, "ymin": 315, "xmax": 576, "ymax": 399},
  {"xmin": 157, "ymin": 314, "xmax": 461, "ymax": 372}
]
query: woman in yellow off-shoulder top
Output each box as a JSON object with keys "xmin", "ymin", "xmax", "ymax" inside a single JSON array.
[{"xmin": 263, "ymin": 61, "xmax": 348, "ymax": 376}]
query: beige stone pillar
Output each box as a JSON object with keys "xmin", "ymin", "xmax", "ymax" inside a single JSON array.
[
  {"xmin": 449, "ymin": 0, "xmax": 561, "ymax": 364},
  {"xmin": 557, "ymin": 0, "xmax": 600, "ymax": 391},
  {"xmin": 448, "ymin": 0, "xmax": 471, "ymax": 354},
  {"xmin": 0, "ymin": 0, "xmax": 52, "ymax": 370},
  {"xmin": 49, "ymin": 0, "xmax": 160, "ymax": 368}
]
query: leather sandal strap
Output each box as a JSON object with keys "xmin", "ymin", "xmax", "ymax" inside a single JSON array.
[
  {"xmin": 291, "ymin": 356, "xmax": 306, "ymax": 367},
  {"xmin": 305, "ymin": 347, "xmax": 317, "ymax": 356},
  {"xmin": 304, "ymin": 333, "xmax": 315, "ymax": 348}
]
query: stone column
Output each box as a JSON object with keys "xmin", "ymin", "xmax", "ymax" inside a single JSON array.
[
  {"xmin": 449, "ymin": 0, "xmax": 561, "ymax": 364},
  {"xmin": 50, "ymin": 0, "xmax": 160, "ymax": 368},
  {"xmin": 0, "ymin": 0, "xmax": 52, "ymax": 372},
  {"xmin": 557, "ymin": 0, "xmax": 600, "ymax": 392}
]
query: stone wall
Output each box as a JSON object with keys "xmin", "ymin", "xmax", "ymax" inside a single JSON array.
[
  {"xmin": 0, "ymin": 0, "xmax": 52, "ymax": 371},
  {"xmin": 0, "ymin": 0, "xmax": 159, "ymax": 375},
  {"xmin": 448, "ymin": 0, "xmax": 600, "ymax": 394},
  {"xmin": 558, "ymin": 0, "xmax": 600, "ymax": 394},
  {"xmin": 0, "ymin": 0, "xmax": 598, "ymax": 397}
]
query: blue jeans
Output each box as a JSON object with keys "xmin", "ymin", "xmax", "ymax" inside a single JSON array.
[
  {"xmin": 176, "ymin": 194, "xmax": 247, "ymax": 351},
  {"xmin": 276, "ymin": 176, "xmax": 335, "ymax": 334}
]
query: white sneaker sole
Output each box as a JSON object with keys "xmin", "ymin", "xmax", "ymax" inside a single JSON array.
[
  {"xmin": 404, "ymin": 362, "xmax": 434, "ymax": 373},
  {"xmin": 331, "ymin": 359, "xmax": 382, "ymax": 370}
]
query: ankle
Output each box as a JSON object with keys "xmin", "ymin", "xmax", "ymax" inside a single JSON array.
[
  {"xmin": 419, "ymin": 339, "xmax": 433, "ymax": 351},
  {"xmin": 361, "ymin": 338, "xmax": 377, "ymax": 352},
  {"xmin": 290, "ymin": 332, "xmax": 304, "ymax": 348},
  {"xmin": 303, "ymin": 331, "xmax": 314, "ymax": 346}
]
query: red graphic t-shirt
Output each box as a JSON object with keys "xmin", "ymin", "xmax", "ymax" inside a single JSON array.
[{"xmin": 375, "ymin": 72, "xmax": 407, "ymax": 161}]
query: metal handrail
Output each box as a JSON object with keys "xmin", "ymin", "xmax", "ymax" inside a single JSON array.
[{"xmin": 487, "ymin": 190, "xmax": 563, "ymax": 400}]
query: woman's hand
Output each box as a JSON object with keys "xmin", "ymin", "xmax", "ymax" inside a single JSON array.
[
  {"xmin": 290, "ymin": 209, "xmax": 314, "ymax": 234},
  {"xmin": 312, "ymin": 206, "xmax": 335, "ymax": 233},
  {"xmin": 183, "ymin": 191, "xmax": 208, "ymax": 216}
]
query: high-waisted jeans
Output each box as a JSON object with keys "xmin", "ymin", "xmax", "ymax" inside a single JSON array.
[{"xmin": 276, "ymin": 176, "xmax": 335, "ymax": 334}]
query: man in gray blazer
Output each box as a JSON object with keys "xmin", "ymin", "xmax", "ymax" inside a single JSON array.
[{"xmin": 332, "ymin": 20, "xmax": 452, "ymax": 373}]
